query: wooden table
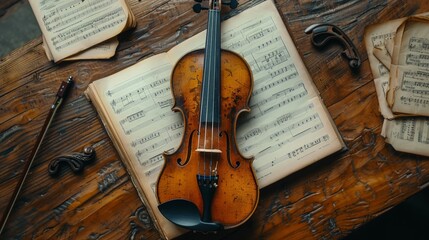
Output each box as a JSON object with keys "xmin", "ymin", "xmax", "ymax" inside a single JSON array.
[{"xmin": 1, "ymin": 0, "xmax": 428, "ymax": 239}]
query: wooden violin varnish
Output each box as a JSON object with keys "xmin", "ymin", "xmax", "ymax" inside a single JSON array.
[{"xmin": 156, "ymin": 0, "xmax": 259, "ymax": 232}]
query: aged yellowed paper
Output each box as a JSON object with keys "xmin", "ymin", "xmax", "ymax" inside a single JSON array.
[
  {"xmin": 387, "ymin": 16, "xmax": 429, "ymax": 116},
  {"xmin": 29, "ymin": 0, "xmax": 133, "ymax": 62}
]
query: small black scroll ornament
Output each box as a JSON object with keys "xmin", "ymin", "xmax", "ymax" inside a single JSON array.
[
  {"xmin": 48, "ymin": 146, "xmax": 96, "ymax": 176},
  {"xmin": 129, "ymin": 206, "xmax": 153, "ymax": 240},
  {"xmin": 305, "ymin": 23, "xmax": 361, "ymax": 69}
]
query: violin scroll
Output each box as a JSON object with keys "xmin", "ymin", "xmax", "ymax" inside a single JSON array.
[{"xmin": 193, "ymin": 0, "xmax": 238, "ymax": 13}]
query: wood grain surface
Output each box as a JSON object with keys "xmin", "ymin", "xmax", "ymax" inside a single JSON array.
[{"xmin": 1, "ymin": 0, "xmax": 429, "ymax": 239}]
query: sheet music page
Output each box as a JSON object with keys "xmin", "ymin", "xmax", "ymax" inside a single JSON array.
[
  {"xmin": 364, "ymin": 18, "xmax": 405, "ymax": 78},
  {"xmin": 388, "ymin": 16, "xmax": 429, "ymax": 116},
  {"xmin": 366, "ymin": 24, "xmax": 429, "ymax": 156},
  {"xmin": 29, "ymin": 0, "xmax": 129, "ymax": 62},
  {"xmin": 375, "ymin": 77, "xmax": 429, "ymax": 156},
  {"xmin": 381, "ymin": 118, "xmax": 429, "ymax": 157},
  {"xmin": 220, "ymin": 0, "xmax": 342, "ymax": 188},
  {"xmin": 373, "ymin": 75, "xmax": 429, "ymax": 157}
]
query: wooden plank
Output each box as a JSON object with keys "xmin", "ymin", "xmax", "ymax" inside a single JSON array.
[{"xmin": 1, "ymin": 0, "xmax": 428, "ymax": 239}]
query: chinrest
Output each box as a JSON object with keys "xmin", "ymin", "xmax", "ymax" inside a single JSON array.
[{"xmin": 158, "ymin": 199, "xmax": 223, "ymax": 232}]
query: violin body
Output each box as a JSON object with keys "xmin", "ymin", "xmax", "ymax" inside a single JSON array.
[{"xmin": 157, "ymin": 49, "xmax": 259, "ymax": 227}]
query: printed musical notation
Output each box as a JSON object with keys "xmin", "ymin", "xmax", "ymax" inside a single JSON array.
[
  {"xmin": 405, "ymin": 54, "xmax": 429, "ymax": 68},
  {"xmin": 110, "ymin": 83, "xmax": 170, "ymax": 114},
  {"xmin": 255, "ymin": 134, "xmax": 330, "ymax": 174},
  {"xmin": 43, "ymin": 0, "xmax": 118, "ymax": 32},
  {"xmin": 388, "ymin": 19, "xmax": 429, "ymax": 116},
  {"xmin": 396, "ymin": 68, "xmax": 429, "ymax": 111},
  {"xmin": 238, "ymin": 103, "xmax": 323, "ymax": 157},
  {"xmin": 401, "ymin": 71, "xmax": 429, "ymax": 98},
  {"xmin": 374, "ymin": 76, "xmax": 429, "ymax": 156},
  {"xmin": 365, "ymin": 17, "xmax": 406, "ymax": 79},
  {"xmin": 53, "ymin": 9, "xmax": 125, "ymax": 51},
  {"xmin": 371, "ymin": 32, "xmax": 395, "ymax": 49},
  {"xmin": 38, "ymin": 0, "xmax": 127, "ymax": 52},
  {"xmin": 369, "ymin": 32, "xmax": 395, "ymax": 77},
  {"xmin": 405, "ymin": 38, "xmax": 429, "ymax": 68},
  {"xmin": 409, "ymin": 37, "xmax": 429, "ymax": 53},
  {"xmin": 384, "ymin": 117, "xmax": 429, "ymax": 152}
]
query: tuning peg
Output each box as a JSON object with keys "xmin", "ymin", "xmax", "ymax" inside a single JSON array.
[
  {"xmin": 193, "ymin": 3, "xmax": 208, "ymax": 13},
  {"xmin": 224, "ymin": 0, "xmax": 238, "ymax": 9}
]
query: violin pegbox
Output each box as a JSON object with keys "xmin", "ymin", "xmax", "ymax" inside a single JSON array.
[
  {"xmin": 223, "ymin": 0, "xmax": 238, "ymax": 9},
  {"xmin": 193, "ymin": 0, "xmax": 238, "ymax": 13}
]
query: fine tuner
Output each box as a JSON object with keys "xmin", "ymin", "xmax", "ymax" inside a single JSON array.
[{"xmin": 193, "ymin": 0, "xmax": 238, "ymax": 13}]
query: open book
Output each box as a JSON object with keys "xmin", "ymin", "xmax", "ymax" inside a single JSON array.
[
  {"xmin": 29, "ymin": 0, "xmax": 135, "ymax": 62},
  {"xmin": 365, "ymin": 14, "xmax": 429, "ymax": 157},
  {"xmin": 85, "ymin": 1, "xmax": 344, "ymax": 238}
]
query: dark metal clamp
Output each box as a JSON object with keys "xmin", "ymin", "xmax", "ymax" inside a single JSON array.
[{"xmin": 305, "ymin": 23, "xmax": 361, "ymax": 69}]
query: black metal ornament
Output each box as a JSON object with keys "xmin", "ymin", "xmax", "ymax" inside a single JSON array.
[
  {"xmin": 305, "ymin": 23, "xmax": 361, "ymax": 69},
  {"xmin": 48, "ymin": 146, "xmax": 96, "ymax": 176}
]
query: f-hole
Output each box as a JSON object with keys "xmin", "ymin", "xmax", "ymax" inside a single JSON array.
[
  {"xmin": 219, "ymin": 131, "xmax": 240, "ymax": 169},
  {"xmin": 177, "ymin": 129, "xmax": 198, "ymax": 166}
]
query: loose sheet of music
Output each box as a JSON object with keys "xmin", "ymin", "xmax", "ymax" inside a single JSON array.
[
  {"xmin": 365, "ymin": 14, "xmax": 429, "ymax": 156},
  {"xmin": 29, "ymin": 0, "xmax": 132, "ymax": 61},
  {"xmin": 86, "ymin": 1, "xmax": 343, "ymax": 238},
  {"xmin": 388, "ymin": 17, "xmax": 429, "ymax": 116}
]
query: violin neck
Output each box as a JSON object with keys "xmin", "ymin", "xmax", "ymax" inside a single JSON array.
[{"xmin": 200, "ymin": 6, "xmax": 221, "ymax": 125}]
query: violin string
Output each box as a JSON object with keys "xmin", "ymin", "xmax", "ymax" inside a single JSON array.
[
  {"xmin": 204, "ymin": 8, "xmax": 215, "ymax": 178},
  {"xmin": 213, "ymin": 8, "xmax": 220, "ymax": 178},
  {"xmin": 207, "ymin": 8, "xmax": 215, "ymax": 179},
  {"xmin": 198, "ymin": 8, "xmax": 210, "ymax": 178},
  {"xmin": 197, "ymin": 5, "xmax": 221, "ymax": 179},
  {"xmin": 215, "ymin": 9, "xmax": 222, "ymax": 175}
]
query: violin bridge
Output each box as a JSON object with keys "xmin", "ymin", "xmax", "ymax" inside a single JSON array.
[{"xmin": 195, "ymin": 148, "xmax": 222, "ymax": 154}]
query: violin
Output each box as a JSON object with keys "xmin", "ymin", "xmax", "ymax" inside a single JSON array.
[{"xmin": 156, "ymin": 0, "xmax": 259, "ymax": 232}]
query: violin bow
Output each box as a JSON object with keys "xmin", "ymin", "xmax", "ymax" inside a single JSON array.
[{"xmin": 0, "ymin": 76, "xmax": 73, "ymax": 235}]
